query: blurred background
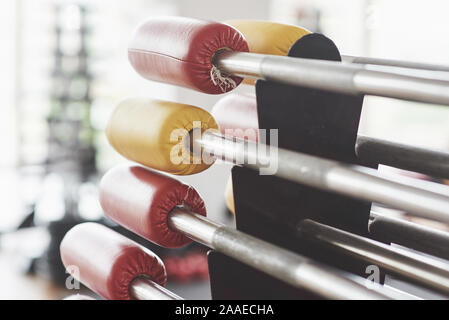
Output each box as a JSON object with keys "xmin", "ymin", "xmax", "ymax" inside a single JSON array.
[{"xmin": 1, "ymin": 0, "xmax": 449, "ymax": 299}]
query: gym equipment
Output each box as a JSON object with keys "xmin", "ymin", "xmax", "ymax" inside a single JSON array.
[
  {"xmin": 212, "ymin": 93, "xmax": 449, "ymax": 179},
  {"xmin": 227, "ymin": 20, "xmax": 449, "ymax": 75},
  {"xmin": 369, "ymin": 212, "xmax": 449, "ymax": 261},
  {"xmin": 223, "ymin": 20, "xmax": 310, "ymax": 86},
  {"xmin": 130, "ymin": 17, "xmax": 449, "ymax": 106},
  {"xmin": 106, "ymin": 98, "xmax": 218, "ymax": 175},
  {"xmin": 225, "ymin": 20, "xmax": 311, "ymax": 56},
  {"xmin": 226, "ymin": 20, "xmax": 449, "ymax": 100},
  {"xmin": 99, "ymin": 165, "xmax": 388, "ymax": 300},
  {"xmin": 100, "ymin": 166, "xmax": 449, "ymax": 297},
  {"xmin": 296, "ymin": 219, "xmax": 449, "ymax": 294},
  {"xmin": 128, "ymin": 17, "xmax": 248, "ymax": 94},
  {"xmin": 106, "ymin": 98, "xmax": 449, "ymax": 224},
  {"xmin": 224, "ymin": 172, "xmax": 449, "ymax": 261},
  {"xmin": 214, "ymin": 92, "xmax": 449, "ymax": 263},
  {"xmin": 215, "ymin": 51, "xmax": 449, "ymax": 106},
  {"xmin": 100, "ymin": 165, "xmax": 449, "ymax": 295},
  {"xmin": 200, "ymin": 131, "xmax": 449, "ymax": 223},
  {"xmin": 211, "ymin": 94, "xmax": 259, "ymax": 141},
  {"xmin": 207, "ymin": 21, "xmax": 449, "ymax": 298},
  {"xmin": 342, "ymin": 55, "xmax": 449, "ymax": 73},
  {"xmin": 60, "ymin": 222, "xmax": 181, "ymax": 300},
  {"xmin": 99, "ymin": 164, "xmax": 207, "ymax": 248},
  {"xmin": 355, "ymin": 136, "xmax": 449, "ymax": 179},
  {"xmin": 61, "ymin": 15, "xmax": 449, "ymax": 300}
]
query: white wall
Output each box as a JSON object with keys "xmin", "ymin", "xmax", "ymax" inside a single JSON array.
[
  {"xmin": 270, "ymin": 0, "xmax": 449, "ymax": 151},
  {"xmin": 0, "ymin": 0, "xmax": 18, "ymax": 167},
  {"xmin": 361, "ymin": 0, "xmax": 449, "ymax": 150}
]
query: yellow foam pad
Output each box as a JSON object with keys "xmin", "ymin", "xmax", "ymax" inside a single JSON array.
[
  {"xmin": 225, "ymin": 20, "xmax": 311, "ymax": 56},
  {"xmin": 106, "ymin": 98, "xmax": 219, "ymax": 175},
  {"xmin": 225, "ymin": 175, "xmax": 235, "ymax": 215},
  {"xmin": 225, "ymin": 20, "xmax": 311, "ymax": 85}
]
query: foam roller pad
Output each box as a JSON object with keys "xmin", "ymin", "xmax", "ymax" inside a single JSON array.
[
  {"xmin": 212, "ymin": 93, "xmax": 259, "ymax": 142},
  {"xmin": 106, "ymin": 98, "xmax": 219, "ymax": 175},
  {"xmin": 99, "ymin": 165, "xmax": 207, "ymax": 248},
  {"xmin": 129, "ymin": 17, "xmax": 249, "ymax": 94},
  {"xmin": 212, "ymin": 94, "xmax": 260, "ymax": 215},
  {"xmin": 225, "ymin": 20, "xmax": 310, "ymax": 56},
  {"xmin": 60, "ymin": 223, "xmax": 167, "ymax": 300},
  {"xmin": 225, "ymin": 20, "xmax": 310, "ymax": 85}
]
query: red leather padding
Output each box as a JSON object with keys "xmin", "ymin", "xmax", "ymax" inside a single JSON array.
[
  {"xmin": 128, "ymin": 17, "xmax": 249, "ymax": 94},
  {"xmin": 60, "ymin": 223, "xmax": 167, "ymax": 300},
  {"xmin": 99, "ymin": 165, "xmax": 207, "ymax": 248},
  {"xmin": 212, "ymin": 93, "xmax": 259, "ymax": 141}
]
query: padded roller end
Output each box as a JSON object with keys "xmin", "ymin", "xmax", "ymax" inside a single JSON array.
[
  {"xmin": 106, "ymin": 98, "xmax": 219, "ymax": 175},
  {"xmin": 225, "ymin": 20, "xmax": 310, "ymax": 85},
  {"xmin": 99, "ymin": 165, "xmax": 207, "ymax": 248},
  {"xmin": 60, "ymin": 223, "xmax": 167, "ymax": 300},
  {"xmin": 128, "ymin": 17, "xmax": 249, "ymax": 94},
  {"xmin": 212, "ymin": 93, "xmax": 259, "ymax": 142}
]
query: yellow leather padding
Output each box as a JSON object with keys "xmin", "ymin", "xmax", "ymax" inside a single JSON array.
[
  {"xmin": 225, "ymin": 20, "xmax": 311, "ymax": 84},
  {"xmin": 106, "ymin": 98, "xmax": 219, "ymax": 175},
  {"xmin": 226, "ymin": 20, "xmax": 310, "ymax": 56}
]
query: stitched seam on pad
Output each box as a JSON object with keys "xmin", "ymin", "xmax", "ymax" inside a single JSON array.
[{"xmin": 129, "ymin": 48, "xmax": 211, "ymax": 66}]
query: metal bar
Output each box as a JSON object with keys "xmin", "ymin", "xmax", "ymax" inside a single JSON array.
[
  {"xmin": 356, "ymin": 135, "xmax": 449, "ymax": 179},
  {"xmin": 369, "ymin": 212, "xmax": 449, "ymax": 261},
  {"xmin": 215, "ymin": 51, "xmax": 449, "ymax": 106},
  {"xmin": 129, "ymin": 277, "xmax": 183, "ymax": 300},
  {"xmin": 380, "ymin": 285, "xmax": 422, "ymax": 300},
  {"xmin": 342, "ymin": 55, "xmax": 449, "ymax": 73},
  {"xmin": 168, "ymin": 207, "xmax": 388, "ymax": 300},
  {"xmin": 356, "ymin": 64, "xmax": 449, "ymax": 83},
  {"xmin": 216, "ymin": 51, "xmax": 449, "ymax": 178},
  {"xmin": 197, "ymin": 131, "xmax": 449, "ymax": 224},
  {"xmin": 298, "ymin": 219, "xmax": 449, "ymax": 295}
]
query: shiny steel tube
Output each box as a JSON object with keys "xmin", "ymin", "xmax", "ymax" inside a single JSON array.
[
  {"xmin": 369, "ymin": 212, "xmax": 449, "ymax": 261},
  {"xmin": 215, "ymin": 51, "xmax": 449, "ymax": 106},
  {"xmin": 197, "ymin": 131, "xmax": 449, "ymax": 224},
  {"xmin": 216, "ymin": 51, "xmax": 449, "ymax": 178},
  {"xmin": 356, "ymin": 135, "xmax": 449, "ymax": 179},
  {"xmin": 298, "ymin": 219, "xmax": 449, "ymax": 295},
  {"xmin": 129, "ymin": 277, "xmax": 183, "ymax": 300},
  {"xmin": 342, "ymin": 55, "xmax": 449, "ymax": 73},
  {"xmin": 168, "ymin": 207, "xmax": 388, "ymax": 300}
]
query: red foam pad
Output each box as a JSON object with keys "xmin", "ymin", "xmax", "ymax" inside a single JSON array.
[
  {"xmin": 99, "ymin": 165, "xmax": 207, "ymax": 248},
  {"xmin": 164, "ymin": 252, "xmax": 209, "ymax": 283},
  {"xmin": 60, "ymin": 223, "xmax": 166, "ymax": 300},
  {"xmin": 212, "ymin": 93, "xmax": 259, "ymax": 141},
  {"xmin": 128, "ymin": 17, "xmax": 249, "ymax": 94}
]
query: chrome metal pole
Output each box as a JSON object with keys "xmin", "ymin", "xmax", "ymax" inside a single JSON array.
[
  {"xmin": 356, "ymin": 135, "xmax": 449, "ymax": 179},
  {"xmin": 298, "ymin": 219, "xmax": 449, "ymax": 295},
  {"xmin": 215, "ymin": 51, "xmax": 449, "ymax": 106},
  {"xmin": 168, "ymin": 207, "xmax": 388, "ymax": 300},
  {"xmin": 129, "ymin": 277, "xmax": 183, "ymax": 300},
  {"xmin": 369, "ymin": 212, "xmax": 449, "ymax": 261},
  {"xmin": 342, "ymin": 55, "xmax": 449, "ymax": 73},
  {"xmin": 197, "ymin": 131, "xmax": 449, "ymax": 224}
]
